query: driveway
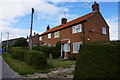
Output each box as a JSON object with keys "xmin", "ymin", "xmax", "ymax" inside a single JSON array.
[{"xmin": 0, "ymin": 56, "xmax": 20, "ymax": 79}]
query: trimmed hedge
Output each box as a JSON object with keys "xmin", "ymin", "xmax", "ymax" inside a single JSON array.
[
  {"xmin": 10, "ymin": 47, "xmax": 48, "ymax": 69},
  {"xmin": 12, "ymin": 47, "xmax": 25, "ymax": 61},
  {"xmin": 24, "ymin": 50, "xmax": 48, "ymax": 69},
  {"xmin": 74, "ymin": 42, "xmax": 120, "ymax": 79}
]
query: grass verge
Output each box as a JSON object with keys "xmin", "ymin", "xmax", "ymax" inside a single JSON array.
[
  {"xmin": 3, "ymin": 53, "xmax": 50, "ymax": 75},
  {"xmin": 48, "ymin": 59, "xmax": 76, "ymax": 68},
  {"xmin": 3, "ymin": 53, "xmax": 75, "ymax": 75}
]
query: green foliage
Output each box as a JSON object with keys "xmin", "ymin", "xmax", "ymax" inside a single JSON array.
[
  {"xmin": 14, "ymin": 38, "xmax": 28, "ymax": 47},
  {"xmin": 52, "ymin": 41, "xmax": 61, "ymax": 59},
  {"xmin": 11, "ymin": 47, "xmax": 25, "ymax": 61},
  {"xmin": 24, "ymin": 51, "xmax": 48, "ymax": 69},
  {"xmin": 10, "ymin": 47, "xmax": 48, "ymax": 69},
  {"xmin": 32, "ymin": 41, "xmax": 61, "ymax": 59},
  {"xmin": 74, "ymin": 42, "xmax": 120, "ymax": 79}
]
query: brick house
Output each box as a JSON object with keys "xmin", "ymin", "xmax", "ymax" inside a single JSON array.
[
  {"xmin": 27, "ymin": 33, "xmax": 39, "ymax": 46},
  {"xmin": 38, "ymin": 2, "xmax": 109, "ymax": 59}
]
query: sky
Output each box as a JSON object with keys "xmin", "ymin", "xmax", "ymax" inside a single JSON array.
[{"xmin": 0, "ymin": 0, "xmax": 119, "ymax": 41}]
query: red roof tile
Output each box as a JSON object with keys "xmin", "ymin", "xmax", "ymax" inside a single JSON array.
[{"xmin": 40, "ymin": 11, "xmax": 96, "ymax": 36}]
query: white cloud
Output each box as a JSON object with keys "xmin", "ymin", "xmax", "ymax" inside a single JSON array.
[
  {"xmin": 0, "ymin": 0, "xmax": 69, "ymax": 41},
  {"xmin": 106, "ymin": 17, "xmax": 118, "ymax": 40}
]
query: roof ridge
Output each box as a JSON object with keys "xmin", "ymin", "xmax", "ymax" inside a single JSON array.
[{"xmin": 40, "ymin": 11, "xmax": 96, "ymax": 36}]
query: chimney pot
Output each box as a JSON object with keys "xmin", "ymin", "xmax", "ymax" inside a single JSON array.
[
  {"xmin": 61, "ymin": 18, "xmax": 67, "ymax": 24},
  {"xmin": 46, "ymin": 25, "xmax": 50, "ymax": 31},
  {"xmin": 92, "ymin": 1, "xmax": 99, "ymax": 12}
]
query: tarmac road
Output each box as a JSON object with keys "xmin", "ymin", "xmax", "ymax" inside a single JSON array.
[{"xmin": 0, "ymin": 56, "xmax": 20, "ymax": 79}]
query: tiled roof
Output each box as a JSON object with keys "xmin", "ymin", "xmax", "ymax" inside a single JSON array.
[{"xmin": 40, "ymin": 11, "xmax": 96, "ymax": 36}]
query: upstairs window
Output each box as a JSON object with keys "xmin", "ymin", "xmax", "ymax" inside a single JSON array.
[
  {"xmin": 48, "ymin": 33, "xmax": 51, "ymax": 39},
  {"xmin": 102, "ymin": 27, "xmax": 106, "ymax": 35},
  {"xmin": 72, "ymin": 24, "xmax": 82, "ymax": 34},
  {"xmin": 39, "ymin": 36, "xmax": 42, "ymax": 41},
  {"xmin": 54, "ymin": 31, "xmax": 60, "ymax": 38}
]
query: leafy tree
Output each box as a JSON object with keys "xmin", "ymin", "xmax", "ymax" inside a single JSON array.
[
  {"xmin": 52, "ymin": 41, "xmax": 61, "ymax": 58},
  {"xmin": 14, "ymin": 38, "xmax": 28, "ymax": 47}
]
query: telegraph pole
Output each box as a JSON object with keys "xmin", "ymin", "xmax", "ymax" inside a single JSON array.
[
  {"xmin": 6, "ymin": 32, "xmax": 9, "ymax": 52},
  {"xmin": 29, "ymin": 8, "xmax": 34, "ymax": 50}
]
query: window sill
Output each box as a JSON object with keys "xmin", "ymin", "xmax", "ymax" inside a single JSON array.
[
  {"xmin": 72, "ymin": 32, "xmax": 82, "ymax": 34},
  {"xmin": 73, "ymin": 51, "xmax": 79, "ymax": 53}
]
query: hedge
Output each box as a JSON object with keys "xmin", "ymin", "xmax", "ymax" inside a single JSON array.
[
  {"xmin": 74, "ymin": 42, "xmax": 120, "ymax": 79},
  {"xmin": 24, "ymin": 50, "xmax": 48, "ymax": 69},
  {"xmin": 10, "ymin": 47, "xmax": 48, "ymax": 69}
]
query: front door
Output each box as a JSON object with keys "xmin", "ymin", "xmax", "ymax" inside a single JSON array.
[
  {"xmin": 61, "ymin": 43, "xmax": 65, "ymax": 58},
  {"xmin": 61, "ymin": 43, "xmax": 70, "ymax": 58}
]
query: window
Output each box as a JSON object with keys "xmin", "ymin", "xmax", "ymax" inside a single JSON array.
[
  {"xmin": 54, "ymin": 31, "xmax": 60, "ymax": 38},
  {"xmin": 72, "ymin": 24, "xmax": 82, "ymax": 34},
  {"xmin": 64, "ymin": 43, "xmax": 70, "ymax": 52},
  {"xmin": 102, "ymin": 27, "xmax": 106, "ymax": 35},
  {"xmin": 39, "ymin": 36, "xmax": 42, "ymax": 41},
  {"xmin": 48, "ymin": 44, "xmax": 51, "ymax": 47},
  {"xmin": 48, "ymin": 33, "xmax": 51, "ymax": 38},
  {"xmin": 73, "ymin": 42, "xmax": 82, "ymax": 53}
]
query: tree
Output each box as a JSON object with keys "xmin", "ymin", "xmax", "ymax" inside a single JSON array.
[
  {"xmin": 14, "ymin": 38, "xmax": 28, "ymax": 47},
  {"xmin": 52, "ymin": 41, "xmax": 61, "ymax": 58}
]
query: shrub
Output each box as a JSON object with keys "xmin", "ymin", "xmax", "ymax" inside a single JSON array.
[
  {"xmin": 52, "ymin": 41, "xmax": 61, "ymax": 59},
  {"xmin": 32, "ymin": 42, "xmax": 61, "ymax": 59},
  {"xmin": 32, "ymin": 44, "xmax": 41, "ymax": 51},
  {"xmin": 24, "ymin": 51, "xmax": 48, "ymax": 69},
  {"xmin": 74, "ymin": 42, "xmax": 120, "ymax": 79},
  {"xmin": 11, "ymin": 47, "xmax": 25, "ymax": 61},
  {"xmin": 14, "ymin": 38, "xmax": 28, "ymax": 47}
]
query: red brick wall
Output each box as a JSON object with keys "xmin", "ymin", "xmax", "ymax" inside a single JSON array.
[
  {"xmin": 32, "ymin": 34, "xmax": 39, "ymax": 45},
  {"xmin": 39, "ymin": 11, "xmax": 109, "ymax": 55},
  {"xmin": 84, "ymin": 11, "xmax": 109, "ymax": 42}
]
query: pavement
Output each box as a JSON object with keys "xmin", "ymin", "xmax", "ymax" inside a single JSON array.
[{"xmin": 0, "ymin": 56, "xmax": 20, "ymax": 79}]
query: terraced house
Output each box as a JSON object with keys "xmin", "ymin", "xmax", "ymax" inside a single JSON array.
[{"xmin": 38, "ymin": 2, "xmax": 109, "ymax": 59}]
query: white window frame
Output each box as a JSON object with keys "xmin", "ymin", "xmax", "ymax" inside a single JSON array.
[
  {"xmin": 73, "ymin": 42, "xmax": 82, "ymax": 53},
  {"xmin": 39, "ymin": 36, "xmax": 42, "ymax": 41},
  {"xmin": 72, "ymin": 24, "xmax": 82, "ymax": 34},
  {"xmin": 54, "ymin": 31, "xmax": 60, "ymax": 38},
  {"xmin": 102, "ymin": 27, "xmax": 107, "ymax": 35},
  {"xmin": 48, "ymin": 33, "xmax": 52, "ymax": 39}
]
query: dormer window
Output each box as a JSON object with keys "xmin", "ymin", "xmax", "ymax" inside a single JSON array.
[
  {"xmin": 54, "ymin": 31, "xmax": 60, "ymax": 38},
  {"xmin": 102, "ymin": 27, "xmax": 106, "ymax": 35},
  {"xmin": 48, "ymin": 33, "xmax": 51, "ymax": 39},
  {"xmin": 72, "ymin": 24, "xmax": 82, "ymax": 34},
  {"xmin": 39, "ymin": 36, "xmax": 42, "ymax": 41}
]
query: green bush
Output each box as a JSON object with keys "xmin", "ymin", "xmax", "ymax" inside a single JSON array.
[
  {"xmin": 74, "ymin": 42, "xmax": 120, "ymax": 79},
  {"xmin": 52, "ymin": 41, "xmax": 61, "ymax": 59},
  {"xmin": 24, "ymin": 51, "xmax": 48, "ymax": 69},
  {"xmin": 32, "ymin": 42, "xmax": 61, "ymax": 59},
  {"xmin": 14, "ymin": 38, "xmax": 28, "ymax": 47},
  {"xmin": 11, "ymin": 47, "xmax": 25, "ymax": 61}
]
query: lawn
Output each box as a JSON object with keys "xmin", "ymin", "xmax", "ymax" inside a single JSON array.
[
  {"xmin": 51, "ymin": 59, "xmax": 76, "ymax": 68},
  {"xmin": 3, "ymin": 53, "xmax": 51, "ymax": 75},
  {"xmin": 3, "ymin": 53, "xmax": 76, "ymax": 75}
]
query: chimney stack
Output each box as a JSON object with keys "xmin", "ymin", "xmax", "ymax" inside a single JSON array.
[
  {"xmin": 61, "ymin": 18, "xmax": 67, "ymax": 25},
  {"xmin": 46, "ymin": 25, "xmax": 50, "ymax": 31},
  {"xmin": 92, "ymin": 1, "xmax": 99, "ymax": 12}
]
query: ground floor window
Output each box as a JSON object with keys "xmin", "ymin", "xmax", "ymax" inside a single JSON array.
[{"xmin": 73, "ymin": 42, "xmax": 82, "ymax": 53}]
